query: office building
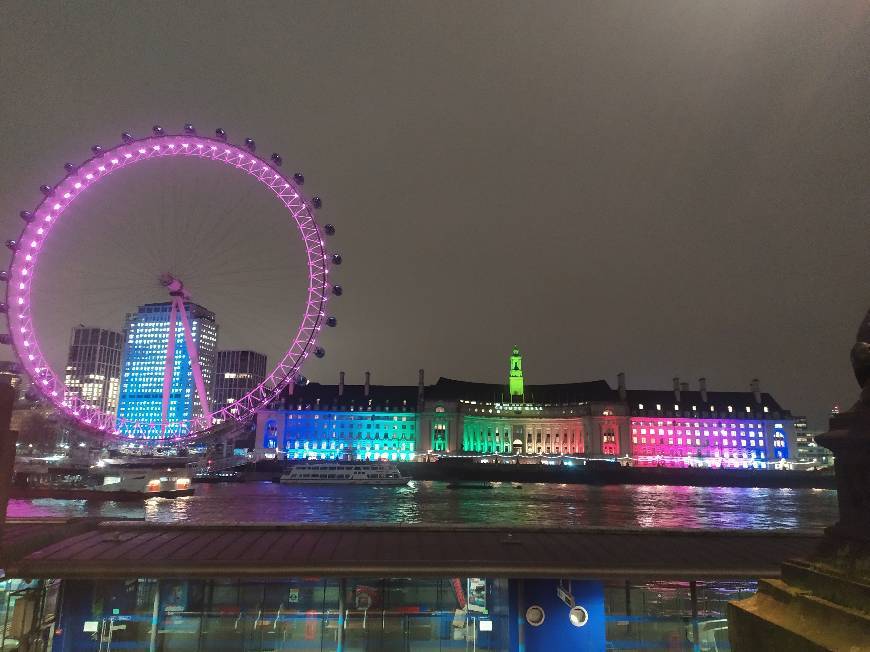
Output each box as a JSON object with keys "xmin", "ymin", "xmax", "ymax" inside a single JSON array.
[
  {"xmin": 63, "ymin": 326, "xmax": 123, "ymax": 414},
  {"xmin": 117, "ymin": 302, "xmax": 218, "ymax": 435}
]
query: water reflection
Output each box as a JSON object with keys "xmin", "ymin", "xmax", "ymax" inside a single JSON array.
[{"xmin": 6, "ymin": 482, "xmax": 837, "ymax": 530}]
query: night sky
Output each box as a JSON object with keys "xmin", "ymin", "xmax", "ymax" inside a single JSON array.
[{"xmin": 1, "ymin": 1, "xmax": 868, "ymax": 428}]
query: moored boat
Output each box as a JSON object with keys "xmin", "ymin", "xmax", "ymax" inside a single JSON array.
[{"xmin": 279, "ymin": 461, "xmax": 408, "ymax": 485}]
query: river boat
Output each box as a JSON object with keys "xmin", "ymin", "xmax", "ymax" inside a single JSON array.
[
  {"xmin": 94, "ymin": 465, "xmax": 195, "ymax": 497},
  {"xmin": 279, "ymin": 461, "xmax": 408, "ymax": 486}
]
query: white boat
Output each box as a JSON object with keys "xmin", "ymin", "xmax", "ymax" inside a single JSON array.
[
  {"xmin": 279, "ymin": 461, "xmax": 408, "ymax": 485},
  {"xmin": 95, "ymin": 461, "xmax": 195, "ymax": 496}
]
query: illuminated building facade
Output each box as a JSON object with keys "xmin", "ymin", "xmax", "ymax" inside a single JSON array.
[
  {"xmin": 213, "ymin": 350, "xmax": 267, "ymax": 415},
  {"xmin": 117, "ymin": 302, "xmax": 218, "ymax": 433},
  {"xmin": 258, "ymin": 371, "xmax": 420, "ymax": 461},
  {"xmin": 626, "ymin": 379, "xmax": 794, "ymax": 469},
  {"xmin": 792, "ymin": 416, "xmax": 833, "ymax": 468},
  {"xmin": 0, "ymin": 360, "xmax": 25, "ymax": 400},
  {"xmin": 63, "ymin": 326, "xmax": 123, "ymax": 414},
  {"xmin": 256, "ymin": 349, "xmax": 798, "ymax": 468}
]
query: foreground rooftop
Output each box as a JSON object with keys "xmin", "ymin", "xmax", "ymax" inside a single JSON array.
[{"xmin": 1, "ymin": 519, "xmax": 822, "ymax": 580}]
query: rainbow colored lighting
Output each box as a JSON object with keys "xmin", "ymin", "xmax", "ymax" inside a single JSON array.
[
  {"xmin": 630, "ymin": 416, "xmax": 785, "ymax": 469},
  {"xmin": 5, "ymin": 130, "xmax": 331, "ymax": 440}
]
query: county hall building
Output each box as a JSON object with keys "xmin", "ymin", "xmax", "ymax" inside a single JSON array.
[{"xmin": 256, "ymin": 348, "xmax": 797, "ymax": 470}]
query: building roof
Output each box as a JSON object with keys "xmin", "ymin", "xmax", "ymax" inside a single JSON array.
[
  {"xmin": 626, "ymin": 389, "xmax": 789, "ymax": 415},
  {"xmin": 286, "ymin": 383, "xmax": 420, "ymax": 408},
  {"xmin": 282, "ymin": 377, "xmax": 617, "ymax": 409},
  {"xmin": 5, "ymin": 521, "xmax": 822, "ymax": 581},
  {"xmin": 279, "ymin": 378, "xmax": 792, "ymax": 414},
  {"xmin": 428, "ymin": 377, "xmax": 617, "ymax": 404},
  {"xmin": 0, "ymin": 518, "xmax": 113, "ymax": 566}
]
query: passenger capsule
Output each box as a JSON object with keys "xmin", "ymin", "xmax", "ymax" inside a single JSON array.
[
  {"xmin": 293, "ymin": 172, "xmax": 304, "ymax": 185},
  {"xmin": 121, "ymin": 132, "xmax": 135, "ymax": 143},
  {"xmin": 215, "ymin": 128, "xmax": 227, "ymax": 140},
  {"xmin": 183, "ymin": 123, "xmax": 196, "ymax": 134},
  {"xmin": 152, "ymin": 125, "xmax": 165, "ymax": 136},
  {"xmin": 39, "ymin": 185, "xmax": 53, "ymax": 196},
  {"xmin": 324, "ymin": 224, "xmax": 336, "ymax": 236},
  {"xmin": 312, "ymin": 196, "xmax": 322, "ymax": 209},
  {"xmin": 331, "ymin": 253, "xmax": 342, "ymax": 265},
  {"xmin": 326, "ymin": 316, "xmax": 337, "ymax": 327},
  {"xmin": 331, "ymin": 284, "xmax": 343, "ymax": 296},
  {"xmin": 314, "ymin": 347, "xmax": 326, "ymax": 358},
  {"xmin": 270, "ymin": 153, "xmax": 283, "ymax": 166},
  {"xmin": 244, "ymin": 137, "xmax": 256, "ymax": 151},
  {"xmin": 19, "ymin": 211, "xmax": 33, "ymax": 222},
  {"xmin": 91, "ymin": 145, "xmax": 103, "ymax": 156}
]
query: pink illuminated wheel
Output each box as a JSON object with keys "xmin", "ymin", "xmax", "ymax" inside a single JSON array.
[{"xmin": 2, "ymin": 124, "xmax": 341, "ymax": 440}]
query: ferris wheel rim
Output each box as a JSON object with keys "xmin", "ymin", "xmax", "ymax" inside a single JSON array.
[{"xmin": 4, "ymin": 128, "xmax": 332, "ymax": 441}]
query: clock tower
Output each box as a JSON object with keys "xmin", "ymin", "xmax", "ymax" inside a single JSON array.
[{"xmin": 509, "ymin": 346, "xmax": 524, "ymax": 401}]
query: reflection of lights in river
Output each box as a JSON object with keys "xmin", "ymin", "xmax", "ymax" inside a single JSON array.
[{"xmin": 7, "ymin": 483, "xmax": 837, "ymax": 530}]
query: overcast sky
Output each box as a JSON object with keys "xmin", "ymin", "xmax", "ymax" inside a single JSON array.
[{"xmin": 1, "ymin": 1, "xmax": 868, "ymax": 428}]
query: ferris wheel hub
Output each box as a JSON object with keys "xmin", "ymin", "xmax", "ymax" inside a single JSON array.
[{"xmin": 160, "ymin": 273, "xmax": 189, "ymax": 299}]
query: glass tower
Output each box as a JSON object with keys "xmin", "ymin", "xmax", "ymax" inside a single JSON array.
[
  {"xmin": 117, "ymin": 302, "xmax": 218, "ymax": 434},
  {"xmin": 64, "ymin": 326, "xmax": 124, "ymax": 414}
]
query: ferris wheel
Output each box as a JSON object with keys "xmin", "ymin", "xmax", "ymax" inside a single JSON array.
[{"xmin": 1, "ymin": 123, "xmax": 342, "ymax": 440}]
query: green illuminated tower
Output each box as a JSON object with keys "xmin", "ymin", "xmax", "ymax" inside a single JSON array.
[{"xmin": 509, "ymin": 346, "xmax": 524, "ymax": 401}]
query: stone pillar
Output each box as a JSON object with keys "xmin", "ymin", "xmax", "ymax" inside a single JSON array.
[
  {"xmin": 0, "ymin": 382, "xmax": 17, "ymax": 536},
  {"xmin": 727, "ymin": 306, "xmax": 870, "ymax": 649}
]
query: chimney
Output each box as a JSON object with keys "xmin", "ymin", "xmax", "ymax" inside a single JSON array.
[
  {"xmin": 699, "ymin": 377, "xmax": 708, "ymax": 403},
  {"xmin": 617, "ymin": 372, "xmax": 626, "ymax": 401},
  {"xmin": 364, "ymin": 371, "xmax": 370, "ymax": 398},
  {"xmin": 338, "ymin": 371, "xmax": 345, "ymax": 397},
  {"xmin": 673, "ymin": 377, "xmax": 681, "ymax": 403},
  {"xmin": 750, "ymin": 378, "xmax": 761, "ymax": 404},
  {"xmin": 418, "ymin": 369, "xmax": 425, "ymax": 405}
]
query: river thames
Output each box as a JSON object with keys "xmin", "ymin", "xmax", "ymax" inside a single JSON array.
[{"xmin": 7, "ymin": 481, "xmax": 838, "ymax": 530}]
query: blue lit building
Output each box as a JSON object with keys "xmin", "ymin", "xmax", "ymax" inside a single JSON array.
[
  {"xmin": 258, "ymin": 373, "xmax": 420, "ymax": 461},
  {"xmin": 117, "ymin": 302, "xmax": 218, "ymax": 435}
]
